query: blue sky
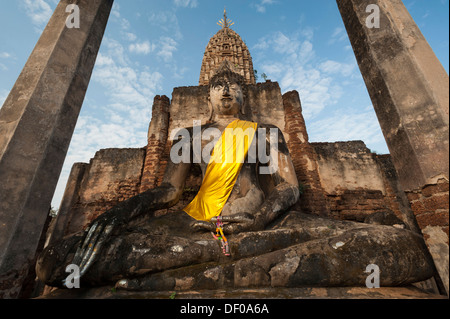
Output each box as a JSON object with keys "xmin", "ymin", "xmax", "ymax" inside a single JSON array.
[{"xmin": 0, "ymin": 0, "xmax": 448, "ymax": 209}]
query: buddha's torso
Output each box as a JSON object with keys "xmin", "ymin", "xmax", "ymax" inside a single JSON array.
[{"xmin": 197, "ymin": 120, "xmax": 265, "ymax": 217}]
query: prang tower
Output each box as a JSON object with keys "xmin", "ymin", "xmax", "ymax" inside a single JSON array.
[{"xmin": 199, "ymin": 9, "xmax": 256, "ymax": 86}]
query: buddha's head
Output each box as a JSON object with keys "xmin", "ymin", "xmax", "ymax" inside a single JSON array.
[{"xmin": 208, "ymin": 61, "xmax": 246, "ymax": 121}]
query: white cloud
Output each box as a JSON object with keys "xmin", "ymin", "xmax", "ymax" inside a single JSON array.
[
  {"xmin": 254, "ymin": 38, "xmax": 269, "ymax": 51},
  {"xmin": 93, "ymin": 67, "xmax": 160, "ymax": 111},
  {"xmin": 307, "ymin": 108, "xmax": 386, "ymax": 151},
  {"xmin": 91, "ymin": 3, "xmax": 163, "ymax": 125},
  {"xmin": 252, "ymin": 30, "xmax": 387, "ymax": 153},
  {"xmin": 0, "ymin": 52, "xmax": 12, "ymax": 59},
  {"xmin": 95, "ymin": 54, "xmax": 115, "ymax": 67},
  {"xmin": 126, "ymin": 36, "xmax": 178, "ymax": 61},
  {"xmin": 124, "ymin": 32, "xmax": 137, "ymax": 42},
  {"xmin": 102, "ymin": 38, "xmax": 129, "ymax": 66},
  {"xmin": 255, "ymin": 4, "xmax": 266, "ymax": 13},
  {"xmin": 254, "ymin": 32, "xmax": 334, "ymax": 119},
  {"xmin": 157, "ymin": 37, "xmax": 178, "ymax": 62},
  {"xmin": 129, "ymin": 41, "xmax": 154, "ymax": 55},
  {"xmin": 111, "ymin": 2, "xmax": 121, "ymax": 18},
  {"xmin": 67, "ymin": 5, "xmax": 162, "ymax": 152},
  {"xmin": 253, "ymin": 0, "xmax": 277, "ymax": 13},
  {"xmin": 253, "ymin": 31, "xmax": 362, "ymax": 120},
  {"xmin": 328, "ymin": 27, "xmax": 349, "ymax": 45},
  {"xmin": 174, "ymin": 0, "xmax": 199, "ymax": 8},
  {"xmin": 52, "ymin": 35, "xmax": 164, "ymax": 208},
  {"xmin": 110, "ymin": 2, "xmax": 131, "ymax": 30},
  {"xmin": 89, "ymin": 37, "xmax": 164, "ymax": 132},
  {"xmin": 148, "ymin": 11, "xmax": 183, "ymax": 41},
  {"xmin": 319, "ymin": 60, "xmax": 356, "ymax": 77},
  {"xmin": 22, "ymin": 0, "xmax": 52, "ymax": 26}
]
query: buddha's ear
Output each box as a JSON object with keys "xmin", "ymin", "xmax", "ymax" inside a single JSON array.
[
  {"xmin": 207, "ymin": 95, "xmax": 214, "ymax": 122},
  {"xmin": 240, "ymin": 91, "xmax": 246, "ymax": 116},
  {"xmin": 240, "ymin": 99, "xmax": 246, "ymax": 116}
]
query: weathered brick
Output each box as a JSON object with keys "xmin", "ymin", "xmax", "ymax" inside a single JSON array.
[
  {"xmin": 422, "ymin": 194, "xmax": 449, "ymax": 211},
  {"xmin": 410, "ymin": 200, "xmax": 426, "ymax": 216},
  {"xmin": 283, "ymin": 90, "xmax": 330, "ymax": 217},
  {"xmin": 422, "ymin": 181, "xmax": 449, "ymax": 197},
  {"xmin": 415, "ymin": 211, "xmax": 449, "ymax": 229}
]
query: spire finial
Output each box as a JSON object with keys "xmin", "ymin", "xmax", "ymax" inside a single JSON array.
[
  {"xmin": 224, "ymin": 7, "xmax": 227, "ymax": 26},
  {"xmin": 217, "ymin": 7, "xmax": 235, "ymax": 29}
]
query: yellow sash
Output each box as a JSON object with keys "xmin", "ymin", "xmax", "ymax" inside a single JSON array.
[{"xmin": 183, "ymin": 119, "xmax": 258, "ymax": 221}]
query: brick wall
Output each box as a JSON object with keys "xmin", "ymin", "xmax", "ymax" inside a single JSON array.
[
  {"xmin": 326, "ymin": 189, "xmax": 387, "ymax": 221},
  {"xmin": 62, "ymin": 148, "xmax": 145, "ymax": 237},
  {"xmin": 312, "ymin": 141, "xmax": 414, "ymax": 224},
  {"xmin": 405, "ymin": 177, "xmax": 449, "ymax": 294},
  {"xmin": 406, "ymin": 178, "xmax": 449, "ymax": 243},
  {"xmin": 375, "ymin": 154, "xmax": 422, "ymax": 233}
]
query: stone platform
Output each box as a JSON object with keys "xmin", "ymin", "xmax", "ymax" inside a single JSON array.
[{"xmin": 38, "ymin": 286, "xmax": 446, "ymax": 299}]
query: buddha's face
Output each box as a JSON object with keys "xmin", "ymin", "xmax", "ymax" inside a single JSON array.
[{"xmin": 209, "ymin": 76, "xmax": 243, "ymax": 116}]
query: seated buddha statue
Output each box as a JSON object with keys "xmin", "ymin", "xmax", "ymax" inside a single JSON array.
[{"xmin": 36, "ymin": 62, "xmax": 434, "ymax": 291}]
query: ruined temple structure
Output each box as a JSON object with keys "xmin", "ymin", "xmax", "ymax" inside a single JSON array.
[
  {"xmin": 199, "ymin": 10, "xmax": 256, "ymax": 86},
  {"xmin": 24, "ymin": 6, "xmax": 446, "ymax": 298},
  {"xmin": 49, "ymin": 10, "xmax": 413, "ymax": 246}
]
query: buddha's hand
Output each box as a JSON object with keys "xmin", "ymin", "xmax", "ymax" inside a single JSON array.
[
  {"xmin": 68, "ymin": 208, "xmax": 125, "ymax": 282},
  {"xmin": 191, "ymin": 220, "xmax": 216, "ymax": 233},
  {"xmin": 221, "ymin": 213, "xmax": 261, "ymax": 234},
  {"xmin": 191, "ymin": 213, "xmax": 261, "ymax": 234}
]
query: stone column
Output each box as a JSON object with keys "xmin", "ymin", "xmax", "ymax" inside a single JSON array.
[
  {"xmin": 336, "ymin": 0, "xmax": 449, "ymax": 294},
  {"xmin": 140, "ymin": 95, "xmax": 171, "ymax": 192},
  {"xmin": 283, "ymin": 90, "xmax": 330, "ymax": 217},
  {"xmin": 0, "ymin": 0, "xmax": 113, "ymax": 298}
]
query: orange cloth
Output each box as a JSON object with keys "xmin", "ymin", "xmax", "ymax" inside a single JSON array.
[{"xmin": 183, "ymin": 119, "xmax": 258, "ymax": 221}]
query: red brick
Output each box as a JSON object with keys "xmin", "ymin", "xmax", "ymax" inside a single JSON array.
[
  {"xmin": 415, "ymin": 211, "xmax": 449, "ymax": 229},
  {"xmin": 410, "ymin": 200, "xmax": 427, "ymax": 216},
  {"xmin": 422, "ymin": 194, "xmax": 449, "ymax": 211},
  {"xmin": 422, "ymin": 182, "xmax": 449, "ymax": 197}
]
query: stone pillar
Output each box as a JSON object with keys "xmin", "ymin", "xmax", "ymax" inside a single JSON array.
[
  {"xmin": 336, "ymin": 0, "xmax": 449, "ymax": 294},
  {"xmin": 0, "ymin": 0, "xmax": 113, "ymax": 298},
  {"xmin": 283, "ymin": 90, "xmax": 330, "ymax": 217},
  {"xmin": 140, "ymin": 95, "xmax": 171, "ymax": 192}
]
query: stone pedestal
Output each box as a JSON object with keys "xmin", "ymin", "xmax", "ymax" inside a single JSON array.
[
  {"xmin": 336, "ymin": 0, "xmax": 449, "ymax": 294},
  {"xmin": 0, "ymin": 0, "xmax": 113, "ymax": 298},
  {"xmin": 37, "ymin": 285, "xmax": 447, "ymax": 300}
]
